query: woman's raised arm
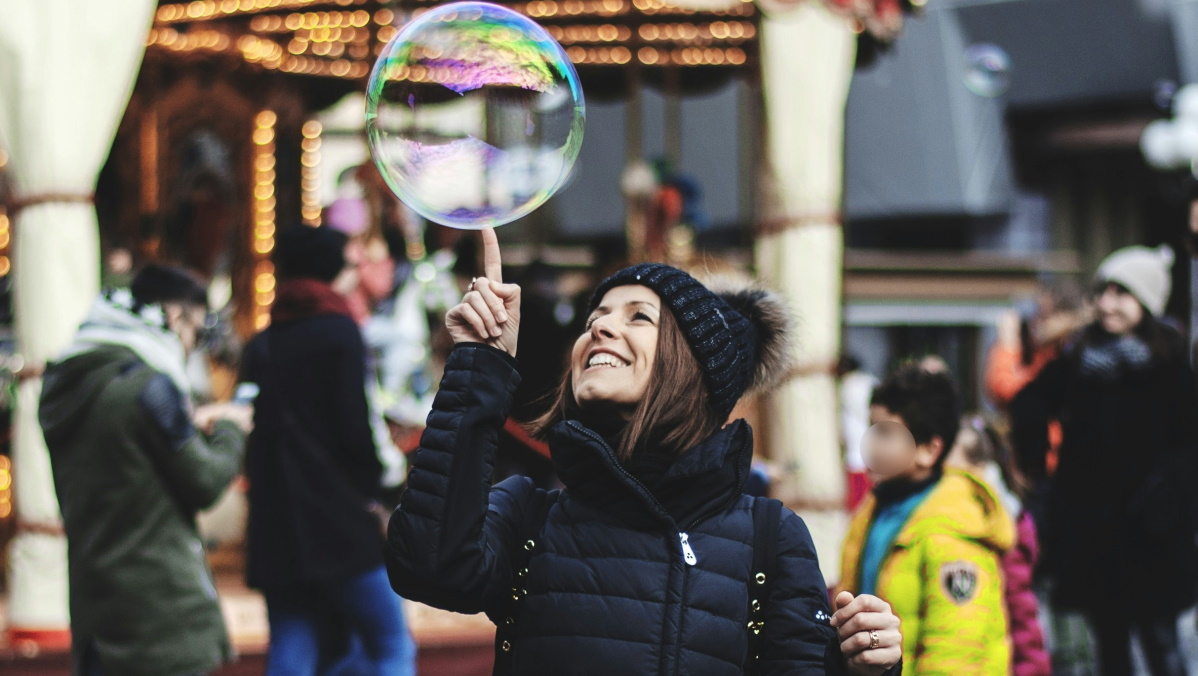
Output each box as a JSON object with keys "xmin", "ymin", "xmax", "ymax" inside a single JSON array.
[{"xmin": 385, "ymin": 228, "xmax": 541, "ymax": 617}]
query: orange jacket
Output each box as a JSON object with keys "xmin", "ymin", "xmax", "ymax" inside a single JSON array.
[
  {"xmin": 984, "ymin": 344, "xmax": 1055, "ymax": 408},
  {"xmin": 985, "ymin": 344, "xmax": 1061, "ymax": 474}
]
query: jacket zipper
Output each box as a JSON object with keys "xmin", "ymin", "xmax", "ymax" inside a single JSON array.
[
  {"xmin": 566, "ymin": 421, "xmax": 688, "ymax": 675},
  {"xmin": 566, "ymin": 420, "xmax": 750, "ymax": 676},
  {"xmin": 679, "ymin": 533, "xmax": 697, "ymax": 565}
]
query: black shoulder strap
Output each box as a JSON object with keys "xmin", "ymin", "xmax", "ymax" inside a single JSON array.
[
  {"xmin": 492, "ymin": 489, "xmax": 557, "ymax": 676},
  {"xmin": 746, "ymin": 497, "xmax": 784, "ymax": 673}
]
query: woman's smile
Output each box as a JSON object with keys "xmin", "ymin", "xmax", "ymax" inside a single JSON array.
[{"xmin": 585, "ymin": 348, "xmax": 632, "ymax": 371}]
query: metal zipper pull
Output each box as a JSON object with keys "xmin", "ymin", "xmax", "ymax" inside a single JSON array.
[{"xmin": 679, "ymin": 532, "xmax": 697, "ymax": 566}]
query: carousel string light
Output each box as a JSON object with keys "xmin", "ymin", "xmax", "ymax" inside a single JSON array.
[
  {"xmin": 0, "ymin": 209, "xmax": 10, "ymax": 278},
  {"xmin": 545, "ymin": 23, "xmax": 632, "ymax": 44},
  {"xmin": 300, "ymin": 120, "xmax": 323, "ymax": 226},
  {"xmin": 252, "ymin": 109, "xmax": 278, "ymax": 330},
  {"xmin": 151, "ymin": 0, "xmax": 757, "ymax": 71},
  {"xmin": 156, "ymin": 0, "xmax": 371, "ymax": 25},
  {"xmin": 157, "ymin": 0, "xmax": 753, "ymax": 26},
  {"xmin": 153, "ymin": 25, "xmax": 746, "ymax": 70},
  {"xmin": 0, "ymin": 455, "xmax": 11, "ymax": 519},
  {"xmin": 249, "ymin": 9, "xmax": 372, "ymax": 32}
]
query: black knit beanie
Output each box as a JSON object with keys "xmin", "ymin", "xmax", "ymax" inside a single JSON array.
[
  {"xmin": 273, "ymin": 225, "xmax": 348, "ymax": 283},
  {"xmin": 130, "ymin": 264, "xmax": 208, "ymax": 309},
  {"xmin": 589, "ymin": 263, "xmax": 795, "ymax": 420}
]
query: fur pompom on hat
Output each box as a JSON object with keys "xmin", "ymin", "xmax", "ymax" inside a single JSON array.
[{"xmin": 590, "ymin": 263, "xmax": 795, "ymax": 420}]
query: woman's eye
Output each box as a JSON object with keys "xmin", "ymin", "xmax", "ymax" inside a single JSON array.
[{"xmin": 632, "ymin": 312, "xmax": 653, "ymax": 323}]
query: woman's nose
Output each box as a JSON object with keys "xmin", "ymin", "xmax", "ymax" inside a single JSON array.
[
  {"xmin": 590, "ymin": 316, "xmax": 617, "ymax": 340},
  {"xmin": 1096, "ymin": 289, "xmax": 1117, "ymax": 310}
]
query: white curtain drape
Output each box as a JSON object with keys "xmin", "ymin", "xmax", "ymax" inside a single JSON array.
[
  {"xmin": 755, "ymin": 2, "xmax": 855, "ymax": 584},
  {"xmin": 0, "ymin": 0, "xmax": 155, "ymax": 634}
]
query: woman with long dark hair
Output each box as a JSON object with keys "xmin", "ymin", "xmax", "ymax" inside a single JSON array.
[
  {"xmin": 1013, "ymin": 245, "xmax": 1198, "ymax": 676},
  {"xmin": 386, "ymin": 229, "xmax": 902, "ymax": 675}
]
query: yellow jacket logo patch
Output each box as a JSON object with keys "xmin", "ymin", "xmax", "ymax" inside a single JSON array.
[{"xmin": 940, "ymin": 561, "xmax": 979, "ymax": 605}]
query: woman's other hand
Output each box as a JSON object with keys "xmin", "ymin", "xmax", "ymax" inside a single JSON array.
[{"xmin": 831, "ymin": 591, "xmax": 902, "ymax": 675}]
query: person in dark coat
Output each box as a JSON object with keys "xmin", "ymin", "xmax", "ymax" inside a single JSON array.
[
  {"xmin": 240, "ymin": 225, "xmax": 415, "ymax": 676},
  {"xmin": 386, "ymin": 228, "xmax": 903, "ymax": 675},
  {"xmin": 1012, "ymin": 245, "xmax": 1198, "ymax": 676},
  {"xmin": 40, "ymin": 266, "xmax": 252, "ymax": 676}
]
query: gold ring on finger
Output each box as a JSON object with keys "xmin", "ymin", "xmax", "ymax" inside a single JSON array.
[
  {"xmin": 468, "ymin": 277, "xmax": 478, "ymax": 292},
  {"xmin": 868, "ymin": 630, "xmax": 880, "ymax": 650}
]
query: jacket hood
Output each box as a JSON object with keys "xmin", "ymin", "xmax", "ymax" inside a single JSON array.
[
  {"xmin": 40, "ymin": 346, "xmax": 139, "ymax": 449},
  {"xmin": 549, "ymin": 418, "xmax": 753, "ymax": 530},
  {"xmin": 896, "ymin": 468, "xmax": 1017, "ymax": 553}
]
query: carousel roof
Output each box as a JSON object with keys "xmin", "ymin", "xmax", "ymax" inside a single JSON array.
[{"xmin": 146, "ymin": 0, "xmax": 912, "ymax": 95}]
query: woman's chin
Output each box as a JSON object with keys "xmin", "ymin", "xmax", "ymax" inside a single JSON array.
[
  {"xmin": 575, "ymin": 391, "xmax": 636, "ymax": 418},
  {"xmin": 576, "ymin": 393, "xmax": 620, "ymax": 410}
]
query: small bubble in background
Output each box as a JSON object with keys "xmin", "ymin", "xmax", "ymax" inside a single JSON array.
[
  {"xmin": 963, "ymin": 43, "xmax": 1011, "ymax": 98},
  {"xmin": 365, "ymin": 2, "xmax": 586, "ymax": 230}
]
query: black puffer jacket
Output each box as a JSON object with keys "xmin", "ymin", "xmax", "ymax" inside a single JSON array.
[
  {"xmin": 1012, "ymin": 322, "xmax": 1198, "ymax": 618},
  {"xmin": 240, "ymin": 301, "xmax": 382, "ymax": 589},
  {"xmin": 387, "ymin": 344, "xmax": 876, "ymax": 675}
]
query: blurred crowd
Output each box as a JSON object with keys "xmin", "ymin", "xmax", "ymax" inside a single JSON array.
[
  {"xmin": 836, "ymin": 243, "xmax": 1196, "ymax": 676},
  {"xmin": 34, "ymin": 154, "xmax": 1198, "ymax": 676}
]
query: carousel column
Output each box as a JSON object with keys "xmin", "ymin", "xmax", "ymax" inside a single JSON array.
[
  {"xmin": 7, "ymin": 201, "xmax": 101, "ymax": 651},
  {"xmin": 0, "ymin": 0, "xmax": 156, "ymax": 649},
  {"xmin": 756, "ymin": 1, "xmax": 855, "ymax": 584}
]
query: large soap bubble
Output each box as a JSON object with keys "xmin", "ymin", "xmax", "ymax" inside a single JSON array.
[{"xmin": 365, "ymin": 2, "xmax": 586, "ymax": 230}]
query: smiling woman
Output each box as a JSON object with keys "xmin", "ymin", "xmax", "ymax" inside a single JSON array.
[
  {"xmin": 385, "ymin": 228, "xmax": 905, "ymax": 676},
  {"xmin": 531, "ymin": 284, "xmax": 714, "ymax": 462}
]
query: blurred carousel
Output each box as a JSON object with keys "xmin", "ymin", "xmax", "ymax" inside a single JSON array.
[{"xmin": 2, "ymin": 0, "xmax": 914, "ymax": 667}]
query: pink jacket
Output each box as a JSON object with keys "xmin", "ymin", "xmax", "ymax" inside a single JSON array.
[{"xmin": 1003, "ymin": 511, "xmax": 1051, "ymax": 676}]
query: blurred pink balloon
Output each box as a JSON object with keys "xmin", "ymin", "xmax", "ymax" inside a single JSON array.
[{"xmin": 326, "ymin": 198, "xmax": 370, "ymax": 236}]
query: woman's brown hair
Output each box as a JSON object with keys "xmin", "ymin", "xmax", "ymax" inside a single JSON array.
[{"xmin": 529, "ymin": 303, "xmax": 724, "ymax": 462}]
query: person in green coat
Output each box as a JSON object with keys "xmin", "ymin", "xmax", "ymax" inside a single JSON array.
[{"xmin": 39, "ymin": 265, "xmax": 253, "ymax": 676}]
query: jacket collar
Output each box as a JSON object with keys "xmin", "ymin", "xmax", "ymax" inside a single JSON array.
[
  {"xmin": 549, "ymin": 418, "xmax": 753, "ymax": 531},
  {"xmin": 839, "ymin": 468, "xmax": 1017, "ymax": 593}
]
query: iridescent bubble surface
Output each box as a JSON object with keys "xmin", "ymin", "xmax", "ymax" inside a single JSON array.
[
  {"xmin": 365, "ymin": 2, "xmax": 585, "ymax": 230},
  {"xmin": 963, "ymin": 43, "xmax": 1011, "ymax": 98}
]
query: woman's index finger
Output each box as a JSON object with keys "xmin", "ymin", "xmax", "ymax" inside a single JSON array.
[{"xmin": 482, "ymin": 227, "xmax": 503, "ymax": 283}]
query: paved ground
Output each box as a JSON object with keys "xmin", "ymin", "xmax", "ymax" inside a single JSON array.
[{"xmin": 1, "ymin": 564, "xmax": 497, "ymax": 676}]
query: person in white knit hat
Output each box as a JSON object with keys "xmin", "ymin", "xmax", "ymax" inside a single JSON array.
[
  {"xmin": 1011, "ymin": 243, "xmax": 1198, "ymax": 676},
  {"xmin": 1095, "ymin": 244, "xmax": 1175, "ymax": 320}
]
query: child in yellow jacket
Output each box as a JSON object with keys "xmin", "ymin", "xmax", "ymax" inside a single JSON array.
[{"xmin": 838, "ymin": 364, "xmax": 1015, "ymax": 675}]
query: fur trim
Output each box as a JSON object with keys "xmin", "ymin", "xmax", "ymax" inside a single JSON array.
[{"xmin": 705, "ymin": 276, "xmax": 796, "ymax": 394}]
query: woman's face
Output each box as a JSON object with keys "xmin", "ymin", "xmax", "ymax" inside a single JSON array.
[
  {"xmin": 572, "ymin": 285, "xmax": 661, "ymax": 418},
  {"xmin": 1095, "ymin": 282, "xmax": 1143, "ymax": 336}
]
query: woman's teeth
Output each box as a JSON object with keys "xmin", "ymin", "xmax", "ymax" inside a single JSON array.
[{"xmin": 588, "ymin": 354, "xmax": 629, "ymax": 368}]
